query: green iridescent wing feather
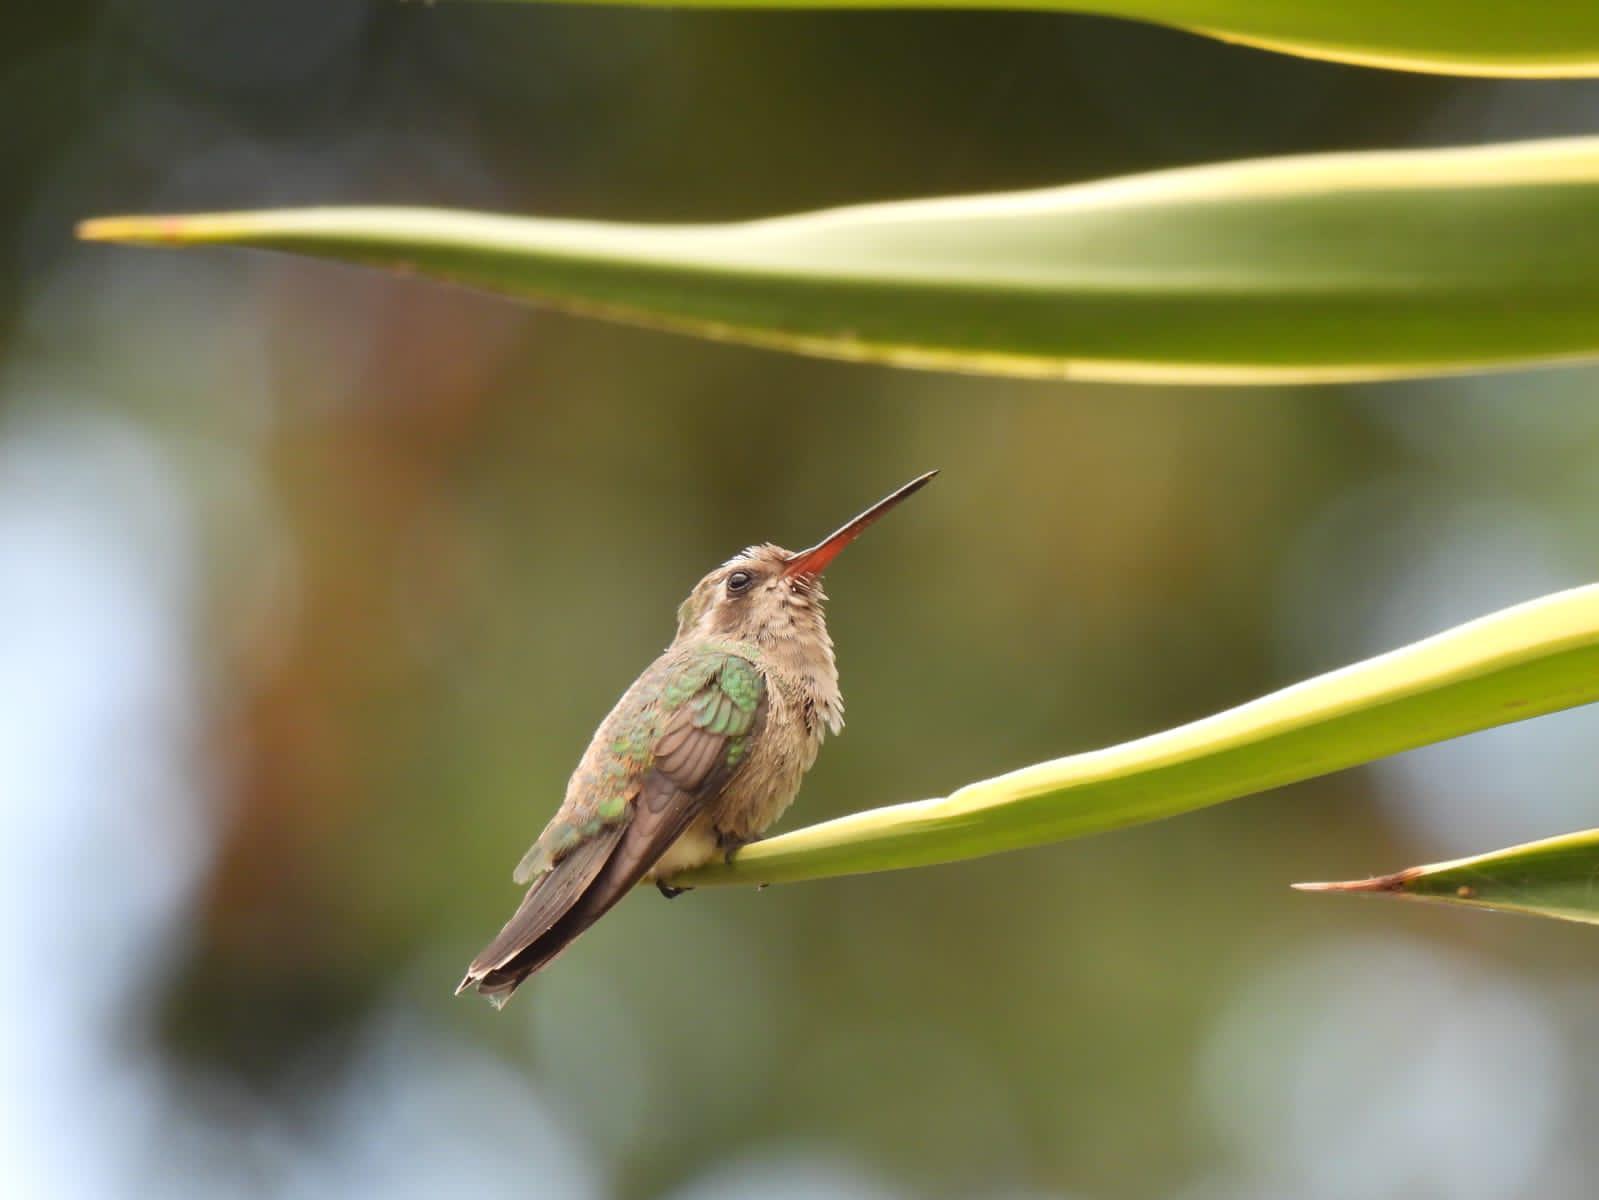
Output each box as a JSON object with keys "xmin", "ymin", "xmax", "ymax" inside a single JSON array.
[
  {"xmin": 651, "ymin": 652, "xmax": 763, "ymax": 802},
  {"xmin": 512, "ymin": 649, "xmax": 764, "ymax": 884}
]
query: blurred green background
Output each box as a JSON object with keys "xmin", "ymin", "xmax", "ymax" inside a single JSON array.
[{"xmin": 7, "ymin": 4, "xmax": 1599, "ymax": 1199}]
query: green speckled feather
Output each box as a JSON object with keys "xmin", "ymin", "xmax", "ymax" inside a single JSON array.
[{"xmin": 511, "ymin": 647, "xmax": 765, "ymax": 885}]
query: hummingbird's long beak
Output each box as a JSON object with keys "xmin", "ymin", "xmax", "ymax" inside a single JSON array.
[{"xmin": 782, "ymin": 470, "xmax": 938, "ymax": 580}]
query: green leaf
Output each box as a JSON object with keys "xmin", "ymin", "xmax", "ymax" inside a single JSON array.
[
  {"xmin": 474, "ymin": 0, "xmax": 1599, "ymax": 78},
  {"xmin": 666, "ymin": 583, "xmax": 1599, "ymax": 888},
  {"xmin": 77, "ymin": 137, "xmax": 1599, "ymax": 386},
  {"xmin": 1294, "ymin": 830, "xmax": 1599, "ymax": 927}
]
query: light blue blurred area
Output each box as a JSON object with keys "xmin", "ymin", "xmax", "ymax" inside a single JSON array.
[
  {"xmin": 7, "ymin": 3, "xmax": 1599, "ymax": 1198},
  {"xmin": 1191, "ymin": 935, "xmax": 1582, "ymax": 1200},
  {"xmin": 0, "ymin": 409, "xmax": 203, "ymax": 1198}
]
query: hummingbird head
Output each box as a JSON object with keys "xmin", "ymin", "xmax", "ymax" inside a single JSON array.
[{"xmin": 672, "ymin": 471, "xmax": 937, "ymax": 646}]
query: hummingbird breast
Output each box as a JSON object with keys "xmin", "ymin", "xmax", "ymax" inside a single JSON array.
[{"xmin": 717, "ymin": 663, "xmax": 837, "ymax": 834}]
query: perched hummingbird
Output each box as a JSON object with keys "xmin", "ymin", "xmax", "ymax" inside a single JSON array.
[{"xmin": 457, "ymin": 471, "xmax": 936, "ymax": 1007}]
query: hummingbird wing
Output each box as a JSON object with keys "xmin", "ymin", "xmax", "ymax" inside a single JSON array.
[{"xmin": 458, "ymin": 651, "xmax": 766, "ymax": 1006}]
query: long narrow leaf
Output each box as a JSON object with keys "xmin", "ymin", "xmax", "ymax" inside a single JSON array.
[
  {"xmin": 479, "ymin": 0, "xmax": 1599, "ymax": 78},
  {"xmin": 667, "ymin": 583, "xmax": 1599, "ymax": 887},
  {"xmin": 1295, "ymin": 830, "xmax": 1599, "ymax": 926},
  {"xmin": 79, "ymin": 137, "xmax": 1599, "ymax": 385}
]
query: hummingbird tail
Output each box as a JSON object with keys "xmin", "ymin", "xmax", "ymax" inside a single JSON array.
[
  {"xmin": 456, "ymin": 825, "xmax": 627, "ymax": 1007},
  {"xmin": 457, "ymin": 972, "xmax": 517, "ymax": 1010},
  {"xmin": 456, "ymin": 774, "xmax": 710, "ymax": 1008}
]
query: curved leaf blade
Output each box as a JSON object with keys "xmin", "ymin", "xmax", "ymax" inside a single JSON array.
[
  {"xmin": 669, "ymin": 583, "xmax": 1599, "ymax": 887},
  {"xmin": 481, "ymin": 0, "xmax": 1599, "ymax": 79},
  {"xmin": 78, "ymin": 137, "xmax": 1599, "ymax": 386},
  {"xmin": 1295, "ymin": 830, "xmax": 1599, "ymax": 926}
]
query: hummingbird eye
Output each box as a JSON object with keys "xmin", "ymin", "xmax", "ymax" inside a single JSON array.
[{"xmin": 726, "ymin": 570, "xmax": 754, "ymax": 595}]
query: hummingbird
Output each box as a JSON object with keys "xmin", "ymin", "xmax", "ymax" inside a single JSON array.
[{"xmin": 457, "ymin": 471, "xmax": 936, "ymax": 1007}]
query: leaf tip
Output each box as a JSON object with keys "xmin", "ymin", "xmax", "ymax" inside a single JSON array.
[
  {"xmin": 77, "ymin": 214, "xmax": 190, "ymax": 247},
  {"xmin": 1292, "ymin": 870, "xmax": 1412, "ymax": 894}
]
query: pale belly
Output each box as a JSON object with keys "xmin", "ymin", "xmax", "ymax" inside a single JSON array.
[
  {"xmin": 644, "ymin": 817, "xmax": 722, "ymax": 881},
  {"xmin": 642, "ymin": 778, "xmax": 803, "ymax": 881},
  {"xmin": 642, "ymin": 744, "xmax": 816, "ymax": 881}
]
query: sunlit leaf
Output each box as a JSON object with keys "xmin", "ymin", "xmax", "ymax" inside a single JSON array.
[
  {"xmin": 475, "ymin": 0, "xmax": 1599, "ymax": 78},
  {"xmin": 78, "ymin": 137, "xmax": 1599, "ymax": 385},
  {"xmin": 667, "ymin": 583, "xmax": 1599, "ymax": 888},
  {"xmin": 1294, "ymin": 829, "xmax": 1599, "ymax": 926}
]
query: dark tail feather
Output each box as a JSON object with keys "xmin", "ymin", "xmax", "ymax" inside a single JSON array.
[
  {"xmin": 456, "ymin": 782, "xmax": 705, "ymax": 1008},
  {"xmin": 456, "ymin": 826, "xmax": 626, "ymax": 1007},
  {"xmin": 458, "ymin": 865, "xmax": 631, "ymax": 1007}
]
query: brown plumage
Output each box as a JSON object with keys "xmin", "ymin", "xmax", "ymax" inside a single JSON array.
[{"xmin": 458, "ymin": 472, "xmax": 935, "ymax": 1006}]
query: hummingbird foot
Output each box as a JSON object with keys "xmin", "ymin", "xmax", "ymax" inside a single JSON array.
[
  {"xmin": 716, "ymin": 830, "xmax": 760, "ymax": 864},
  {"xmin": 656, "ymin": 879, "xmax": 692, "ymax": 900}
]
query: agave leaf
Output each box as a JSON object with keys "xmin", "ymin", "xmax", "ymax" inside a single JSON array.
[
  {"xmin": 78, "ymin": 137, "xmax": 1599, "ymax": 385},
  {"xmin": 671, "ymin": 583, "xmax": 1599, "ymax": 888},
  {"xmin": 473, "ymin": 0, "xmax": 1599, "ymax": 78},
  {"xmin": 1295, "ymin": 830, "xmax": 1599, "ymax": 926}
]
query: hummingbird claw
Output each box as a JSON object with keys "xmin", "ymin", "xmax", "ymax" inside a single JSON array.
[
  {"xmin": 656, "ymin": 879, "xmax": 691, "ymax": 900},
  {"xmin": 716, "ymin": 830, "xmax": 758, "ymax": 864}
]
